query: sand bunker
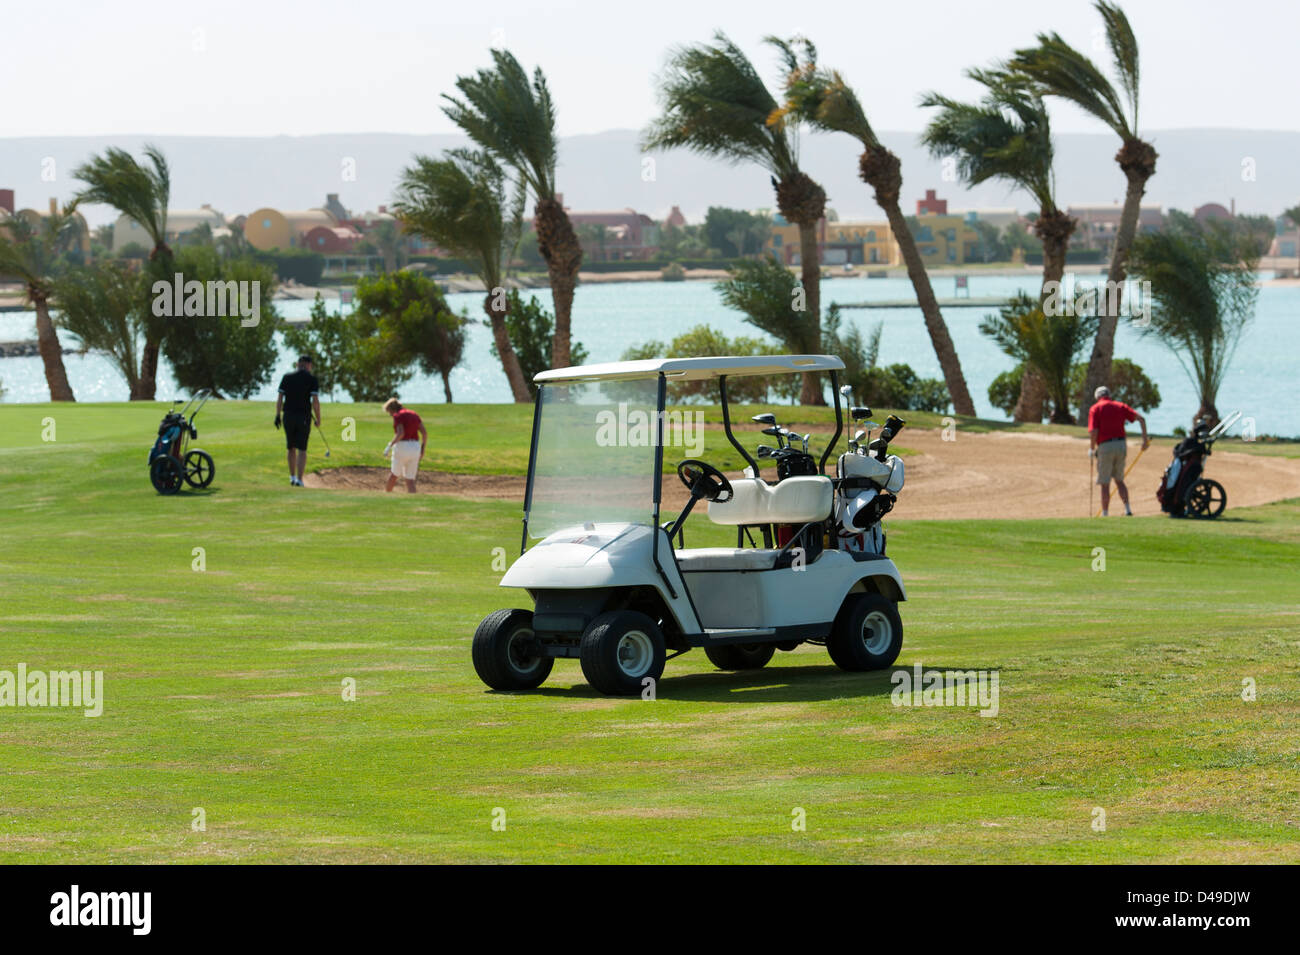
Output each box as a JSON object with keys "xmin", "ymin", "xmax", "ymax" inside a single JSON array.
[{"xmin": 305, "ymin": 430, "xmax": 1300, "ymax": 520}]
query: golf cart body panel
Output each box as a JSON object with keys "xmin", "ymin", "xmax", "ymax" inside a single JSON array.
[{"xmin": 474, "ymin": 354, "xmax": 910, "ymax": 694}]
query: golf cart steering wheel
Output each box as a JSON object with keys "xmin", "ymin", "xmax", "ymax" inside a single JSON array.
[{"xmin": 677, "ymin": 460, "xmax": 733, "ymax": 503}]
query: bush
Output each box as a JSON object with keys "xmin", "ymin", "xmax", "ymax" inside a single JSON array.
[
  {"xmin": 861, "ymin": 363, "xmax": 951, "ymax": 414},
  {"xmin": 159, "ymin": 247, "xmax": 280, "ymax": 398},
  {"xmin": 661, "ymin": 262, "xmax": 686, "ymax": 282},
  {"xmin": 617, "ymin": 325, "xmax": 783, "ymax": 404},
  {"xmin": 350, "ymin": 271, "xmax": 466, "ymax": 402},
  {"xmin": 1069, "ymin": 358, "xmax": 1161, "ymax": 412},
  {"xmin": 988, "ymin": 363, "xmax": 1027, "ymax": 417}
]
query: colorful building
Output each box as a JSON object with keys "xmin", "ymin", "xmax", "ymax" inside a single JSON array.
[{"xmin": 112, "ymin": 203, "xmax": 227, "ymax": 254}]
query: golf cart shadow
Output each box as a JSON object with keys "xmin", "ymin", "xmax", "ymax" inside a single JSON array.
[{"xmin": 529, "ymin": 663, "xmax": 904, "ymax": 704}]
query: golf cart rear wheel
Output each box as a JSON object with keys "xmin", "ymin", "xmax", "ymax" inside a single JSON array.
[
  {"xmin": 580, "ymin": 611, "xmax": 665, "ymax": 696},
  {"xmin": 472, "ymin": 609, "xmax": 553, "ymax": 691},
  {"xmin": 183, "ymin": 449, "xmax": 215, "ymax": 488},
  {"xmin": 704, "ymin": 643, "xmax": 776, "ymax": 671},
  {"xmin": 1184, "ymin": 478, "xmax": 1226, "ymax": 519},
  {"xmin": 828, "ymin": 593, "xmax": 903, "ymax": 672},
  {"xmin": 150, "ymin": 455, "xmax": 184, "ymax": 495}
]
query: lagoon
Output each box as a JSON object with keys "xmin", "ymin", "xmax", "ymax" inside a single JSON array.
[{"xmin": 1, "ymin": 272, "xmax": 1295, "ymax": 437}]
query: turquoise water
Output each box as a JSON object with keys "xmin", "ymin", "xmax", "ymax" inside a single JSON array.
[{"xmin": 2, "ymin": 273, "xmax": 1296, "ymax": 436}]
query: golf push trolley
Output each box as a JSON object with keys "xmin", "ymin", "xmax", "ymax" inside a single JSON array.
[
  {"xmin": 472, "ymin": 355, "xmax": 911, "ymax": 696},
  {"xmin": 149, "ymin": 389, "xmax": 216, "ymax": 495},
  {"xmin": 1156, "ymin": 410, "xmax": 1240, "ymax": 519}
]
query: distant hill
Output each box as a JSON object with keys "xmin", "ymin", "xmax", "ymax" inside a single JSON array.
[{"xmin": 2, "ymin": 128, "xmax": 1294, "ymax": 226}]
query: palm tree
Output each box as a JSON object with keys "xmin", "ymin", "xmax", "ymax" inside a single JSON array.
[
  {"xmin": 393, "ymin": 149, "xmax": 532, "ymax": 402},
  {"xmin": 1127, "ymin": 228, "xmax": 1258, "ymax": 425},
  {"xmin": 72, "ymin": 145, "xmax": 172, "ymax": 400},
  {"xmin": 643, "ymin": 32, "xmax": 827, "ymax": 405},
  {"xmin": 51, "ymin": 260, "xmax": 144, "ymax": 397},
  {"xmin": 443, "ymin": 50, "xmax": 582, "ymax": 370},
  {"xmin": 0, "ymin": 211, "xmax": 79, "ymax": 400},
  {"xmin": 369, "ymin": 219, "xmax": 407, "ymax": 273},
  {"xmin": 776, "ymin": 45, "xmax": 976, "ymax": 415},
  {"xmin": 1007, "ymin": 1, "xmax": 1155, "ymax": 420},
  {"xmin": 921, "ymin": 69, "xmax": 1077, "ymax": 422},
  {"xmin": 980, "ymin": 293, "xmax": 1098, "ymax": 424}
]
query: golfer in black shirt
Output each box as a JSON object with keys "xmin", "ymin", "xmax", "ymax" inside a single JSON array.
[{"xmin": 275, "ymin": 355, "xmax": 321, "ymax": 487}]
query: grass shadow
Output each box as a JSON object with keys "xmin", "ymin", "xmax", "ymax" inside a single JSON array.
[{"xmin": 512, "ymin": 660, "xmax": 1007, "ymax": 704}]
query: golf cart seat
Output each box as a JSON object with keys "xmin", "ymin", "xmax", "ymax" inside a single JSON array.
[
  {"xmin": 675, "ymin": 547, "xmax": 782, "ymax": 572},
  {"xmin": 707, "ymin": 475, "xmax": 833, "ymax": 526}
]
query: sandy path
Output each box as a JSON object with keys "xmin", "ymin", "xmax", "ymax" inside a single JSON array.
[{"xmin": 305, "ymin": 430, "xmax": 1300, "ymax": 520}]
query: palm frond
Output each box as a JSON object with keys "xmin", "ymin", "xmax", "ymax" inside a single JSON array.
[
  {"xmin": 393, "ymin": 149, "xmax": 515, "ymax": 288},
  {"xmin": 643, "ymin": 31, "xmax": 797, "ymax": 178},
  {"xmin": 1007, "ymin": 34, "xmax": 1130, "ymax": 138},
  {"xmin": 441, "ymin": 49, "xmax": 559, "ymax": 200},
  {"xmin": 1096, "ymin": 1, "xmax": 1140, "ymax": 130},
  {"xmin": 920, "ymin": 70, "xmax": 1057, "ymax": 213},
  {"xmin": 71, "ymin": 145, "xmax": 171, "ymax": 252}
]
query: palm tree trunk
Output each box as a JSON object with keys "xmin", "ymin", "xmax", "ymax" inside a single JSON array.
[
  {"xmin": 33, "ymin": 293, "xmax": 75, "ymax": 402},
  {"xmin": 1080, "ymin": 139, "xmax": 1157, "ymax": 420},
  {"xmin": 879, "ymin": 199, "xmax": 976, "ymax": 416},
  {"xmin": 1014, "ymin": 209, "xmax": 1076, "ymax": 423},
  {"xmin": 795, "ymin": 219, "xmax": 824, "ymax": 405},
  {"xmin": 534, "ymin": 198, "xmax": 582, "ymax": 370},
  {"xmin": 134, "ymin": 339, "xmax": 160, "ymax": 401},
  {"xmin": 485, "ymin": 295, "xmax": 533, "ymax": 403}
]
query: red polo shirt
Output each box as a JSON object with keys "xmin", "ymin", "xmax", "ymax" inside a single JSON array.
[
  {"xmin": 393, "ymin": 409, "xmax": 422, "ymax": 441},
  {"xmin": 1088, "ymin": 398, "xmax": 1137, "ymax": 443}
]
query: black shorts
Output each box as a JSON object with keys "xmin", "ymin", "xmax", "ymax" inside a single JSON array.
[{"xmin": 284, "ymin": 415, "xmax": 311, "ymax": 451}]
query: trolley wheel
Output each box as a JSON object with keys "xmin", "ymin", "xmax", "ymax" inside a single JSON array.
[
  {"xmin": 150, "ymin": 455, "xmax": 184, "ymax": 495},
  {"xmin": 183, "ymin": 449, "xmax": 215, "ymax": 488},
  {"xmin": 1184, "ymin": 478, "xmax": 1226, "ymax": 519}
]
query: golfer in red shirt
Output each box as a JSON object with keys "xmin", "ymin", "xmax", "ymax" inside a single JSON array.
[
  {"xmin": 382, "ymin": 398, "xmax": 427, "ymax": 493},
  {"xmin": 1088, "ymin": 386, "xmax": 1149, "ymax": 516}
]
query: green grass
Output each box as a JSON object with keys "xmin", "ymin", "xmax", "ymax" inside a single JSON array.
[{"xmin": 1, "ymin": 401, "xmax": 1298, "ymax": 863}]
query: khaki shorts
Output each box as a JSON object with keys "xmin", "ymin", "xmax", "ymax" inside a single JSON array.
[
  {"xmin": 1095, "ymin": 439, "xmax": 1126, "ymax": 484},
  {"xmin": 390, "ymin": 440, "xmax": 422, "ymax": 480}
]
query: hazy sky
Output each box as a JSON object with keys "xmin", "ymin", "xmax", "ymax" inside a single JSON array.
[{"xmin": 5, "ymin": 0, "xmax": 1297, "ymax": 138}]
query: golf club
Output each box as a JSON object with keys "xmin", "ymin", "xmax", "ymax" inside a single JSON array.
[
  {"xmin": 752, "ymin": 413, "xmax": 777, "ymax": 427},
  {"xmin": 802, "ymin": 433, "xmax": 810, "ymax": 454},
  {"xmin": 319, "ymin": 428, "xmax": 332, "ymax": 459},
  {"xmin": 762, "ymin": 425, "xmax": 786, "ymax": 449}
]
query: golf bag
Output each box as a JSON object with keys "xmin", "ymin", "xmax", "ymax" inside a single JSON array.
[
  {"xmin": 1156, "ymin": 415, "xmax": 1233, "ymax": 519},
  {"xmin": 835, "ymin": 451, "xmax": 904, "ymax": 555}
]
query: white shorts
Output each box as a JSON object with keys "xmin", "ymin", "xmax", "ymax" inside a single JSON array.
[{"xmin": 390, "ymin": 440, "xmax": 422, "ymax": 480}]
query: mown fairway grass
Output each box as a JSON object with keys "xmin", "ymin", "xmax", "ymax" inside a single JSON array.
[{"xmin": 1, "ymin": 401, "xmax": 1297, "ymax": 863}]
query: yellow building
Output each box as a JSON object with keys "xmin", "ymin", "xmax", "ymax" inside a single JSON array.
[
  {"xmin": 765, "ymin": 217, "xmax": 899, "ymax": 266},
  {"xmin": 243, "ymin": 208, "xmax": 338, "ymax": 251},
  {"xmin": 908, "ymin": 213, "xmax": 981, "ymax": 267}
]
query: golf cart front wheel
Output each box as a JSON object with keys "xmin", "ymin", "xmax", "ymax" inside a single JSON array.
[
  {"xmin": 580, "ymin": 611, "xmax": 665, "ymax": 696},
  {"xmin": 1184, "ymin": 478, "xmax": 1226, "ymax": 519},
  {"xmin": 150, "ymin": 455, "xmax": 184, "ymax": 495},
  {"xmin": 704, "ymin": 642, "xmax": 775, "ymax": 671},
  {"xmin": 472, "ymin": 609, "xmax": 553, "ymax": 691},
  {"xmin": 828, "ymin": 593, "xmax": 903, "ymax": 671},
  {"xmin": 183, "ymin": 449, "xmax": 215, "ymax": 488}
]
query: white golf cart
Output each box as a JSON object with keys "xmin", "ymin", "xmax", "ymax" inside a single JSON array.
[{"xmin": 471, "ymin": 355, "xmax": 908, "ymax": 695}]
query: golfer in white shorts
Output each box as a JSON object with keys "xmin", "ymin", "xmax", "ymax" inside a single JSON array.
[{"xmin": 382, "ymin": 398, "xmax": 426, "ymax": 493}]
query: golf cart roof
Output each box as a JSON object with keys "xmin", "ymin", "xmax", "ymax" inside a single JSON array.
[{"xmin": 534, "ymin": 354, "xmax": 846, "ymax": 384}]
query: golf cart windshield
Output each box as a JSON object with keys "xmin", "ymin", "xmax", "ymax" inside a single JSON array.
[{"xmin": 526, "ymin": 378, "xmax": 661, "ymax": 539}]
